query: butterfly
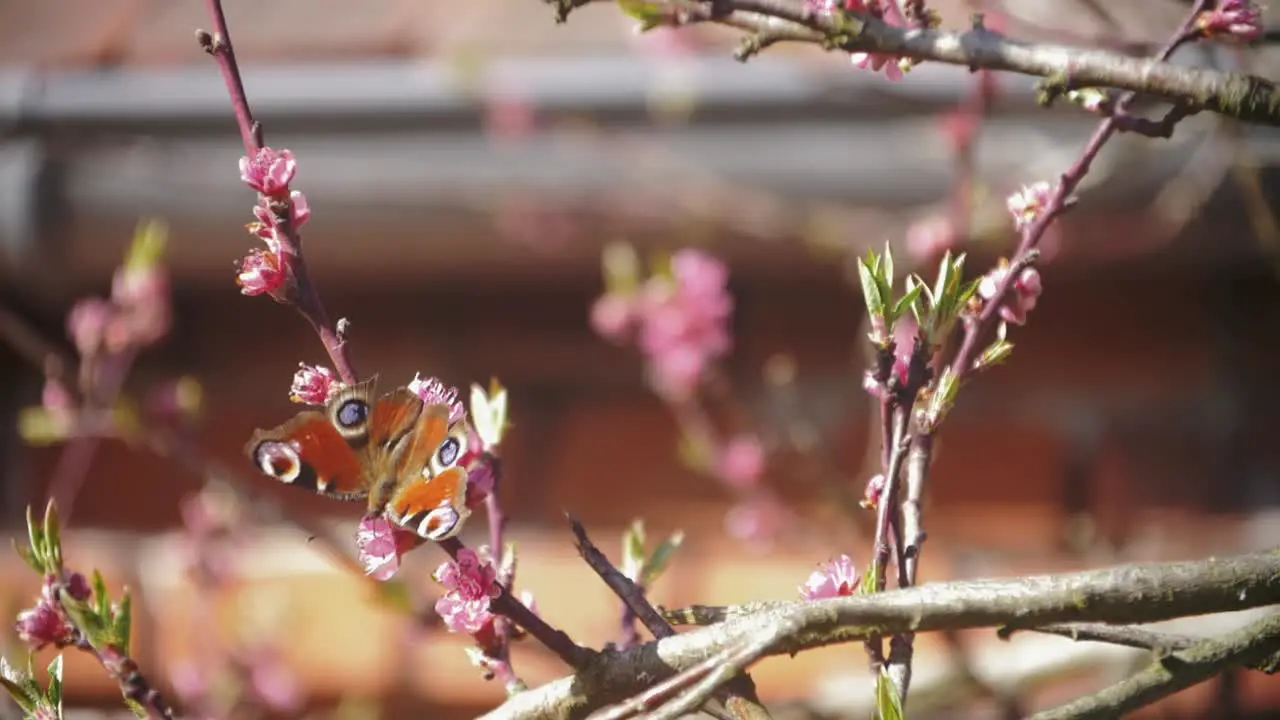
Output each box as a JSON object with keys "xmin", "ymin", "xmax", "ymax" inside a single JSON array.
[{"xmin": 244, "ymin": 376, "xmax": 471, "ymax": 541}]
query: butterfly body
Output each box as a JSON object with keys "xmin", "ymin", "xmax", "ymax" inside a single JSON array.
[{"xmin": 245, "ymin": 377, "xmax": 471, "ymax": 540}]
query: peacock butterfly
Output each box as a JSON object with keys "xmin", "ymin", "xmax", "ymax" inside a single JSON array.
[{"xmin": 244, "ymin": 376, "xmax": 471, "ymax": 541}]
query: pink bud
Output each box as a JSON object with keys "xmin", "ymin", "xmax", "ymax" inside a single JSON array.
[
  {"xmin": 716, "ymin": 435, "xmax": 766, "ymax": 488},
  {"xmin": 590, "ymin": 293, "xmax": 638, "ymax": 344}
]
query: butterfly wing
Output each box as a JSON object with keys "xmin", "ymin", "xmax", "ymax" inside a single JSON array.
[
  {"xmin": 244, "ymin": 411, "xmax": 371, "ymax": 500},
  {"xmin": 380, "ymin": 404, "xmax": 472, "ymax": 541}
]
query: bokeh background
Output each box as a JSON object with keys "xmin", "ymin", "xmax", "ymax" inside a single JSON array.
[{"xmin": 2, "ymin": 0, "xmax": 1280, "ymax": 718}]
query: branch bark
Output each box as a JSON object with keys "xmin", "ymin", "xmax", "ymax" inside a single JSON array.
[
  {"xmin": 1030, "ymin": 611, "xmax": 1280, "ymax": 720},
  {"xmin": 548, "ymin": 0, "xmax": 1280, "ymax": 127},
  {"xmin": 481, "ymin": 548, "xmax": 1280, "ymax": 720}
]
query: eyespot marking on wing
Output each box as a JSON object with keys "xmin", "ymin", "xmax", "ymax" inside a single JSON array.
[
  {"xmin": 397, "ymin": 506, "xmax": 463, "ymax": 541},
  {"xmin": 255, "ymin": 441, "xmax": 302, "ymax": 483},
  {"xmin": 427, "ymin": 428, "xmax": 468, "ymax": 477}
]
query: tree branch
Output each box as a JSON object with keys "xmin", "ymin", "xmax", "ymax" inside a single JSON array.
[
  {"xmin": 547, "ymin": 0, "xmax": 1280, "ymax": 127},
  {"xmin": 482, "ymin": 549, "xmax": 1280, "ymax": 720},
  {"xmin": 1029, "ymin": 611, "xmax": 1280, "ymax": 720}
]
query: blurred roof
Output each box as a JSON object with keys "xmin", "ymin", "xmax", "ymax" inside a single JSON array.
[{"xmin": 1, "ymin": 0, "xmax": 1278, "ymax": 299}]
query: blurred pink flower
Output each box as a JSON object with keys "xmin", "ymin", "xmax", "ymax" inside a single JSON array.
[
  {"xmin": 41, "ymin": 377, "xmax": 74, "ymax": 413},
  {"xmin": 904, "ymin": 215, "xmax": 958, "ymax": 264},
  {"xmin": 724, "ymin": 499, "xmax": 785, "ymax": 546},
  {"xmin": 590, "ymin": 292, "xmax": 638, "ymax": 344},
  {"xmin": 289, "ymin": 363, "xmax": 341, "ymax": 405},
  {"xmin": 800, "ymin": 554, "xmax": 861, "ymax": 600},
  {"xmin": 979, "ymin": 263, "xmax": 1043, "ymax": 326},
  {"xmin": 239, "ymin": 147, "xmax": 297, "ymax": 197},
  {"xmin": 1196, "ymin": 0, "xmax": 1263, "ymax": 42},
  {"xmin": 636, "ymin": 249, "xmax": 733, "ymax": 398},
  {"xmin": 355, "ymin": 516, "xmax": 422, "ymax": 581},
  {"xmin": 248, "ymin": 650, "xmax": 303, "ymax": 713},
  {"xmin": 717, "ymin": 435, "xmax": 766, "ymax": 489},
  {"xmin": 67, "ymin": 297, "xmax": 115, "ymax": 356},
  {"xmin": 408, "ymin": 374, "xmax": 466, "ymax": 426},
  {"xmin": 433, "ymin": 548, "xmax": 501, "ymax": 635}
]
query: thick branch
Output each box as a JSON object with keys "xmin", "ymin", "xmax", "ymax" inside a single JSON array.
[
  {"xmin": 550, "ymin": 0, "xmax": 1280, "ymax": 127},
  {"xmin": 482, "ymin": 549, "xmax": 1280, "ymax": 720},
  {"xmin": 1030, "ymin": 612, "xmax": 1280, "ymax": 720}
]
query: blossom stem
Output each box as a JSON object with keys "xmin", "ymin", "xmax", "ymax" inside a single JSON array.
[
  {"xmin": 198, "ymin": 0, "xmax": 259, "ymax": 156},
  {"xmin": 947, "ymin": 0, "xmax": 1215, "ymax": 384},
  {"xmin": 438, "ymin": 537, "xmax": 595, "ymax": 669},
  {"xmin": 483, "ymin": 457, "xmax": 523, "ymax": 693}
]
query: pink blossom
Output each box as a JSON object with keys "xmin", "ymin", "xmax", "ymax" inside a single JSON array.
[
  {"xmin": 800, "ymin": 554, "xmax": 861, "ymax": 600},
  {"xmin": 42, "ymin": 377, "xmax": 74, "ymax": 413},
  {"xmin": 236, "ymin": 248, "xmax": 287, "ymax": 297},
  {"xmin": 67, "ymin": 297, "xmax": 115, "ymax": 356},
  {"xmin": 636, "ymin": 249, "xmax": 733, "ymax": 398},
  {"xmin": 716, "ymin": 435, "xmax": 766, "ymax": 488},
  {"xmin": 239, "ymin": 147, "xmax": 298, "ymax": 197},
  {"xmin": 1006, "ymin": 181, "xmax": 1055, "ymax": 232},
  {"xmin": 463, "ymin": 455, "xmax": 496, "ymax": 510},
  {"xmin": 433, "ymin": 548, "xmax": 501, "ymax": 635},
  {"xmin": 861, "ymin": 473, "xmax": 887, "ymax": 510},
  {"xmin": 248, "ymin": 650, "xmax": 303, "ymax": 712},
  {"xmin": 355, "ymin": 516, "xmax": 423, "ymax": 581},
  {"xmin": 1196, "ymin": 0, "xmax": 1264, "ymax": 42},
  {"xmin": 289, "ymin": 363, "xmax": 341, "ymax": 405},
  {"xmin": 724, "ymin": 499, "xmax": 785, "ymax": 546},
  {"xmin": 407, "ymin": 374, "xmax": 466, "ymax": 425},
  {"xmin": 979, "ymin": 263, "xmax": 1043, "ymax": 326},
  {"xmin": 590, "ymin": 292, "xmax": 638, "ymax": 344},
  {"xmin": 14, "ymin": 574, "xmax": 88, "ymax": 650}
]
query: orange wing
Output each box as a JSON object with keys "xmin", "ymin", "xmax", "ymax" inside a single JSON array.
[{"xmin": 384, "ymin": 405, "xmax": 471, "ymax": 540}]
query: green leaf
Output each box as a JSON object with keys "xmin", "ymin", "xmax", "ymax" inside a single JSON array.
[
  {"xmin": 113, "ymin": 591, "xmax": 133, "ymax": 656},
  {"xmin": 976, "ymin": 339, "xmax": 1015, "ymax": 370},
  {"xmin": 881, "ymin": 242, "xmax": 895, "ymax": 294},
  {"xmin": 124, "ymin": 698, "xmax": 148, "ymax": 719},
  {"xmin": 875, "ymin": 667, "xmax": 906, "ymax": 720},
  {"xmin": 13, "ymin": 541, "xmax": 43, "ymax": 574},
  {"xmin": 45, "ymin": 655, "xmax": 63, "ymax": 712},
  {"xmin": 0, "ymin": 657, "xmax": 39, "ymax": 712},
  {"xmin": 59, "ymin": 590, "xmax": 107, "ymax": 649},
  {"xmin": 890, "ymin": 283, "xmax": 923, "ymax": 325},
  {"xmin": 44, "ymin": 502, "xmax": 63, "ymax": 572},
  {"xmin": 616, "ymin": 0, "xmax": 671, "ymax": 31},
  {"xmin": 857, "ymin": 255, "xmax": 885, "ymax": 320},
  {"xmin": 92, "ymin": 570, "xmax": 110, "ymax": 620},
  {"xmin": 25, "ymin": 505, "xmax": 46, "ymax": 572},
  {"xmin": 643, "ymin": 530, "xmax": 685, "ymax": 587},
  {"xmin": 860, "ymin": 564, "xmax": 880, "ymax": 595},
  {"xmin": 622, "ymin": 520, "xmax": 647, "ymax": 583}
]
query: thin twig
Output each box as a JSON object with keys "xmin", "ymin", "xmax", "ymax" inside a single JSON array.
[{"xmin": 570, "ymin": 516, "xmax": 674, "ymax": 641}]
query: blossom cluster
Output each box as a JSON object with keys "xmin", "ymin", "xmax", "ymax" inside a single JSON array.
[
  {"xmin": 591, "ymin": 248, "xmax": 734, "ymax": 400},
  {"xmin": 235, "ymin": 148, "xmax": 312, "ymax": 297},
  {"xmin": 14, "ymin": 574, "xmax": 90, "ymax": 651}
]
